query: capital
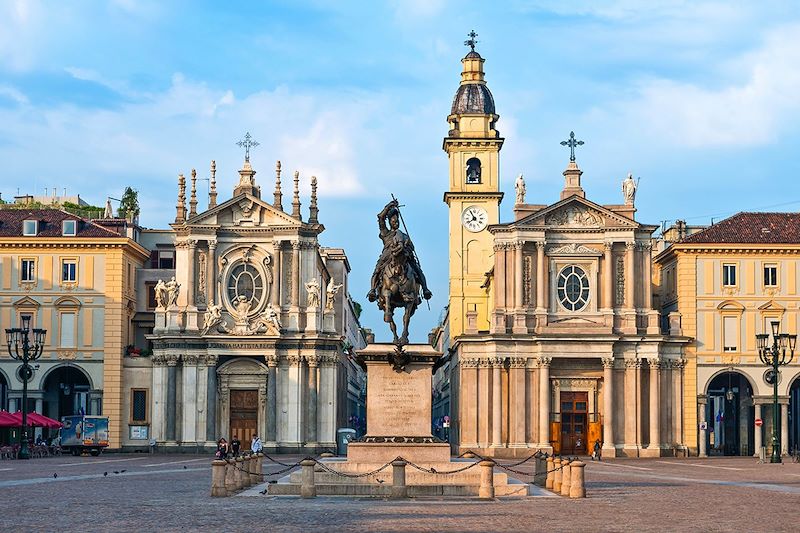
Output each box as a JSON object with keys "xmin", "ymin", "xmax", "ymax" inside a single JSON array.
[
  {"xmin": 266, "ymin": 354, "xmax": 279, "ymax": 368},
  {"xmin": 537, "ymin": 356, "xmax": 552, "ymax": 368},
  {"xmin": 601, "ymin": 356, "xmax": 615, "ymax": 369}
]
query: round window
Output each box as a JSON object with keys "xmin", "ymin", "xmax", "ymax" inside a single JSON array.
[
  {"xmin": 227, "ymin": 263, "xmax": 264, "ymax": 310},
  {"xmin": 557, "ymin": 265, "xmax": 590, "ymax": 311}
]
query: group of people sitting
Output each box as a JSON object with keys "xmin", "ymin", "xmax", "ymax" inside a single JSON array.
[{"xmin": 215, "ymin": 434, "xmax": 263, "ymax": 459}]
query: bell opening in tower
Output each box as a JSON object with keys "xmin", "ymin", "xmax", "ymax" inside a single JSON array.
[{"xmin": 465, "ymin": 157, "xmax": 481, "ymax": 184}]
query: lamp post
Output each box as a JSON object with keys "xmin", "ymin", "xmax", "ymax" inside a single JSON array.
[
  {"xmin": 756, "ymin": 321, "xmax": 797, "ymax": 464},
  {"xmin": 5, "ymin": 315, "xmax": 46, "ymax": 460}
]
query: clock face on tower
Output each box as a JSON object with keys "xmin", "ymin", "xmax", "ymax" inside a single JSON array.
[{"xmin": 461, "ymin": 205, "xmax": 488, "ymax": 232}]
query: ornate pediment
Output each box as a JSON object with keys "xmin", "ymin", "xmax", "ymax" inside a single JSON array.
[
  {"xmin": 547, "ymin": 242, "xmax": 603, "ymax": 256},
  {"xmin": 187, "ymin": 194, "xmax": 302, "ymax": 229},
  {"xmin": 12, "ymin": 296, "xmax": 40, "ymax": 308},
  {"xmin": 514, "ymin": 196, "xmax": 638, "ymax": 229},
  {"xmin": 545, "ymin": 205, "xmax": 605, "ymax": 227}
]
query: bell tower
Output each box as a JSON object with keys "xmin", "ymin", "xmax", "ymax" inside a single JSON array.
[{"xmin": 443, "ymin": 34, "xmax": 504, "ymax": 338}]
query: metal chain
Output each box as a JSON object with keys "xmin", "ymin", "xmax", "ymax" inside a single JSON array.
[
  {"xmin": 311, "ymin": 458, "xmax": 395, "ymax": 479},
  {"xmin": 404, "ymin": 459, "xmax": 480, "ymax": 475}
]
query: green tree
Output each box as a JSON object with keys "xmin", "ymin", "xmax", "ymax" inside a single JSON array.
[{"xmin": 119, "ymin": 187, "xmax": 140, "ymax": 220}]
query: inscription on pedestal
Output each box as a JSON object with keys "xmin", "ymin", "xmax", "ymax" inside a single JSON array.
[{"xmin": 366, "ymin": 361, "xmax": 432, "ymax": 437}]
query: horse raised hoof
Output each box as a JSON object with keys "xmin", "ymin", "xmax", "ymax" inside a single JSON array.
[
  {"xmin": 367, "ymin": 289, "xmax": 378, "ymax": 303},
  {"xmin": 423, "ymin": 289, "xmax": 432, "ymax": 300}
]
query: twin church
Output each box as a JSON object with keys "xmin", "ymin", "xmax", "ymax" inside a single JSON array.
[{"xmin": 438, "ymin": 47, "xmax": 688, "ymax": 458}]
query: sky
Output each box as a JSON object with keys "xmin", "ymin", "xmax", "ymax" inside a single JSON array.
[{"xmin": 2, "ymin": 1, "xmax": 800, "ymax": 341}]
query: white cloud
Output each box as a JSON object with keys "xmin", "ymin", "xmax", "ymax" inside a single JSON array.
[
  {"xmin": 0, "ymin": 85, "xmax": 28, "ymax": 105},
  {"xmin": 599, "ymin": 24, "xmax": 800, "ymax": 148}
]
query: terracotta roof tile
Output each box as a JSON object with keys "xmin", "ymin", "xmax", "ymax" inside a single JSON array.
[
  {"xmin": 0, "ymin": 209, "xmax": 121, "ymax": 238},
  {"xmin": 679, "ymin": 212, "xmax": 800, "ymax": 245}
]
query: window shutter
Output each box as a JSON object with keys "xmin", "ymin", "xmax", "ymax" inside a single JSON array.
[
  {"xmin": 723, "ymin": 316, "xmax": 737, "ymax": 351},
  {"xmin": 60, "ymin": 313, "xmax": 76, "ymax": 348}
]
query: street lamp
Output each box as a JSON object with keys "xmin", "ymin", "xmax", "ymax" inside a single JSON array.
[
  {"xmin": 756, "ymin": 321, "xmax": 797, "ymax": 464},
  {"xmin": 5, "ymin": 315, "xmax": 46, "ymax": 460}
]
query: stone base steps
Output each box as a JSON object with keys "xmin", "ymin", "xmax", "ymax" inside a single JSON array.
[{"xmin": 267, "ymin": 477, "xmax": 529, "ymax": 497}]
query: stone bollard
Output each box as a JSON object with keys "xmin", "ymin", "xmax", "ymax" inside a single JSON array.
[
  {"xmin": 249, "ymin": 454, "xmax": 260, "ymax": 486},
  {"xmin": 242, "ymin": 455, "xmax": 251, "ymax": 488},
  {"xmin": 320, "ymin": 451, "xmax": 335, "ymax": 458},
  {"xmin": 462, "ymin": 451, "xmax": 475, "ymax": 459},
  {"xmin": 569, "ymin": 461, "xmax": 586, "ymax": 499},
  {"xmin": 552, "ymin": 458, "xmax": 562, "ymax": 493},
  {"xmin": 545, "ymin": 456, "xmax": 555, "ymax": 489},
  {"xmin": 560, "ymin": 460, "xmax": 572, "ymax": 497},
  {"xmin": 256, "ymin": 453, "xmax": 264, "ymax": 483},
  {"xmin": 391, "ymin": 459, "xmax": 408, "ymax": 499},
  {"xmin": 300, "ymin": 459, "xmax": 317, "ymax": 498},
  {"xmin": 224, "ymin": 458, "xmax": 237, "ymax": 495},
  {"xmin": 211, "ymin": 460, "xmax": 228, "ymax": 497},
  {"xmin": 535, "ymin": 455, "xmax": 547, "ymax": 487},
  {"xmin": 235, "ymin": 456, "xmax": 246, "ymax": 490},
  {"xmin": 478, "ymin": 460, "xmax": 495, "ymax": 500}
]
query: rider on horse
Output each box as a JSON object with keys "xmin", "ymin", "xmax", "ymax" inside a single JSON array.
[{"xmin": 367, "ymin": 199, "xmax": 432, "ymax": 307}]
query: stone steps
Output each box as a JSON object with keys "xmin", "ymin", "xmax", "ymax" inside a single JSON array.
[{"xmin": 267, "ymin": 477, "xmax": 529, "ymax": 497}]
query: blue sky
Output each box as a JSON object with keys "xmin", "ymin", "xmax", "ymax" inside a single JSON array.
[{"xmin": 3, "ymin": 1, "xmax": 800, "ymax": 341}]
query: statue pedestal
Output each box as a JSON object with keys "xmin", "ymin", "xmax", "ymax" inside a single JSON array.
[
  {"xmin": 346, "ymin": 343, "xmax": 450, "ymax": 464},
  {"xmin": 305, "ymin": 309, "xmax": 319, "ymax": 333},
  {"xmin": 322, "ymin": 310, "xmax": 335, "ymax": 333},
  {"xmin": 154, "ymin": 310, "xmax": 167, "ymax": 334},
  {"xmin": 166, "ymin": 309, "xmax": 182, "ymax": 332}
]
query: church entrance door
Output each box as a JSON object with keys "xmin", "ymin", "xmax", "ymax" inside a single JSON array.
[
  {"xmin": 560, "ymin": 392, "xmax": 588, "ymax": 455},
  {"xmin": 229, "ymin": 389, "xmax": 258, "ymax": 444}
]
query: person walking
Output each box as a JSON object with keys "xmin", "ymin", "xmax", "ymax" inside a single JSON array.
[
  {"xmin": 231, "ymin": 435, "xmax": 241, "ymax": 457},
  {"xmin": 251, "ymin": 434, "xmax": 263, "ymax": 454},
  {"xmin": 592, "ymin": 439, "xmax": 602, "ymax": 461}
]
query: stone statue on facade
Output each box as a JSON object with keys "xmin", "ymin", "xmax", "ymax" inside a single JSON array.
[
  {"xmin": 154, "ymin": 279, "xmax": 168, "ymax": 309},
  {"xmin": 165, "ymin": 276, "xmax": 181, "ymax": 308},
  {"xmin": 515, "ymin": 173, "xmax": 526, "ymax": 205},
  {"xmin": 366, "ymin": 198, "xmax": 432, "ymax": 347},
  {"xmin": 201, "ymin": 303, "xmax": 223, "ymax": 335},
  {"xmin": 325, "ymin": 277, "xmax": 342, "ymax": 312},
  {"xmin": 252, "ymin": 303, "xmax": 282, "ymax": 335},
  {"xmin": 622, "ymin": 172, "xmax": 637, "ymax": 205},
  {"xmin": 306, "ymin": 278, "xmax": 321, "ymax": 308}
]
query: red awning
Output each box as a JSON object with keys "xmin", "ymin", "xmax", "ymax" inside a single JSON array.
[
  {"xmin": 0, "ymin": 411, "xmax": 17, "ymax": 428},
  {"xmin": 8, "ymin": 411, "xmax": 62, "ymax": 429}
]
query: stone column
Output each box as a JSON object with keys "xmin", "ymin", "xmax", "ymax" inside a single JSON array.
[
  {"xmin": 495, "ymin": 244, "xmax": 506, "ymax": 310},
  {"xmin": 623, "ymin": 359, "xmax": 639, "ymax": 454},
  {"xmin": 648, "ymin": 359, "xmax": 660, "ymax": 452},
  {"xmin": 535, "ymin": 241, "xmax": 546, "ymax": 312},
  {"xmin": 151, "ymin": 355, "xmax": 167, "ymax": 442},
  {"xmin": 515, "ymin": 242, "xmax": 524, "ymax": 309},
  {"xmin": 206, "ymin": 355, "xmax": 218, "ymax": 442},
  {"xmin": 307, "ymin": 355, "xmax": 319, "ymax": 445},
  {"xmin": 207, "ymin": 240, "xmax": 217, "ymax": 305},
  {"xmin": 642, "ymin": 243, "xmax": 652, "ymax": 309},
  {"xmin": 698, "ymin": 396, "xmax": 708, "ymax": 457},
  {"xmin": 266, "ymin": 354, "xmax": 278, "ymax": 444},
  {"xmin": 674, "ymin": 359, "xmax": 684, "ymax": 449},
  {"xmin": 603, "ymin": 242, "xmax": 614, "ymax": 310},
  {"xmin": 754, "ymin": 403, "xmax": 762, "ymax": 456},
  {"xmin": 602, "ymin": 357, "xmax": 615, "ymax": 453},
  {"xmin": 538, "ymin": 357, "xmax": 552, "ymax": 448},
  {"xmin": 166, "ymin": 355, "xmax": 179, "ymax": 442},
  {"xmin": 271, "ymin": 241, "xmax": 282, "ymax": 308},
  {"xmin": 460, "ymin": 359, "xmax": 479, "ymax": 448},
  {"xmin": 625, "ymin": 242, "xmax": 635, "ymax": 309},
  {"xmin": 291, "ymin": 241, "xmax": 301, "ymax": 307},
  {"xmin": 509, "ymin": 358, "xmax": 526, "ymax": 447},
  {"xmin": 491, "ymin": 357, "xmax": 502, "ymax": 447},
  {"xmin": 781, "ymin": 402, "xmax": 789, "ymax": 456},
  {"xmin": 187, "ymin": 240, "xmax": 197, "ymax": 308},
  {"xmin": 182, "ymin": 354, "xmax": 198, "ymax": 444}
]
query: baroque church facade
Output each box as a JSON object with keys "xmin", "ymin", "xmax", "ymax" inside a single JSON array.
[
  {"xmin": 123, "ymin": 154, "xmax": 366, "ymax": 453},
  {"xmin": 439, "ymin": 48, "xmax": 688, "ymax": 458}
]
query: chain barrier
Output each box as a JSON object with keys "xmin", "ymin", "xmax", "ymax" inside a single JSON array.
[
  {"xmin": 404, "ymin": 458, "xmax": 480, "ymax": 475},
  {"xmin": 492, "ymin": 456, "xmax": 577, "ymax": 479},
  {"xmin": 310, "ymin": 457, "xmax": 395, "ymax": 479}
]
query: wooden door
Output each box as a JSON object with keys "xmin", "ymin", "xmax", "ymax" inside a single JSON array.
[
  {"xmin": 229, "ymin": 390, "xmax": 258, "ymax": 446},
  {"xmin": 560, "ymin": 392, "xmax": 588, "ymax": 455}
]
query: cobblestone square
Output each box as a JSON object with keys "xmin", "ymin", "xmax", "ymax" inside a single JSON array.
[{"xmin": 2, "ymin": 454, "xmax": 798, "ymax": 532}]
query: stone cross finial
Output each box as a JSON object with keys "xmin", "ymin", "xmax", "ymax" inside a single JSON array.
[
  {"xmin": 309, "ymin": 176, "xmax": 319, "ymax": 224},
  {"xmin": 274, "ymin": 160, "xmax": 284, "ymax": 211},
  {"xmin": 560, "ymin": 131, "xmax": 584, "ymax": 162},
  {"xmin": 236, "ymin": 132, "xmax": 259, "ymax": 162},
  {"xmin": 209, "ymin": 160, "xmax": 218, "ymax": 209},
  {"xmin": 292, "ymin": 170, "xmax": 302, "ymax": 220}
]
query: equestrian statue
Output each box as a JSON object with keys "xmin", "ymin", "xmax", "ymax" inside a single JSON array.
[{"xmin": 367, "ymin": 198, "xmax": 432, "ymax": 348}]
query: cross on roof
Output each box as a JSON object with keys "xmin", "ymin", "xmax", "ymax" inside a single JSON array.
[
  {"xmin": 560, "ymin": 131, "xmax": 584, "ymax": 162},
  {"xmin": 236, "ymin": 132, "xmax": 260, "ymax": 162},
  {"xmin": 464, "ymin": 30, "xmax": 478, "ymax": 52}
]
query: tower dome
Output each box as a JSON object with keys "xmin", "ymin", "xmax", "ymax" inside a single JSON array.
[{"xmin": 450, "ymin": 49, "xmax": 495, "ymax": 115}]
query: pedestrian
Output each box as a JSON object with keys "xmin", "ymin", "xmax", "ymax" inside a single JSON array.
[
  {"xmin": 216, "ymin": 438, "xmax": 229, "ymax": 459},
  {"xmin": 592, "ymin": 439, "xmax": 602, "ymax": 461},
  {"xmin": 251, "ymin": 434, "xmax": 263, "ymax": 454},
  {"xmin": 231, "ymin": 435, "xmax": 241, "ymax": 457}
]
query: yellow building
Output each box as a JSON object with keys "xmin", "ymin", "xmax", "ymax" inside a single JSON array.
[
  {"xmin": 654, "ymin": 213, "xmax": 800, "ymax": 456},
  {"xmin": 0, "ymin": 208, "xmax": 148, "ymax": 449}
]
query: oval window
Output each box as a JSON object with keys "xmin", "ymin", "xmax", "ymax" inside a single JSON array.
[{"xmin": 557, "ymin": 265, "xmax": 590, "ymax": 311}]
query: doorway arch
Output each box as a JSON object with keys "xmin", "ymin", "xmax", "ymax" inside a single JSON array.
[
  {"xmin": 789, "ymin": 373, "xmax": 800, "ymax": 455},
  {"xmin": 704, "ymin": 371, "xmax": 754, "ymax": 456},
  {"xmin": 40, "ymin": 365, "xmax": 93, "ymax": 420}
]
